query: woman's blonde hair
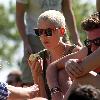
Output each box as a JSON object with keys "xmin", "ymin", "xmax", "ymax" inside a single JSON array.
[{"xmin": 37, "ymin": 10, "xmax": 66, "ymax": 28}]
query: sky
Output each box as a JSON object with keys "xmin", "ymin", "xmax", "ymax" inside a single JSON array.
[
  {"xmin": 82, "ymin": 0, "xmax": 95, "ymax": 3},
  {"xmin": 0, "ymin": 0, "xmax": 95, "ymax": 7},
  {"xmin": 0, "ymin": 0, "xmax": 15, "ymax": 8}
]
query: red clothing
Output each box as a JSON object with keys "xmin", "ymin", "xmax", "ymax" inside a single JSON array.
[{"xmin": 94, "ymin": 67, "xmax": 100, "ymax": 73}]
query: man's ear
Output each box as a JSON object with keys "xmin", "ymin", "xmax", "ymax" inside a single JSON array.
[{"xmin": 60, "ymin": 28, "xmax": 65, "ymax": 36}]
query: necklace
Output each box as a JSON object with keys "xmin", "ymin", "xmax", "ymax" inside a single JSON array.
[{"xmin": 48, "ymin": 44, "xmax": 67, "ymax": 63}]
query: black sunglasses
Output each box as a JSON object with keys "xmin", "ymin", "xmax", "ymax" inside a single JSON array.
[
  {"xmin": 84, "ymin": 37, "xmax": 100, "ymax": 47},
  {"xmin": 34, "ymin": 28, "xmax": 60, "ymax": 36},
  {"xmin": 34, "ymin": 28, "xmax": 53, "ymax": 36}
]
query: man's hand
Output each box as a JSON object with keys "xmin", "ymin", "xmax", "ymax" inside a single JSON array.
[{"xmin": 65, "ymin": 59, "xmax": 83, "ymax": 79}]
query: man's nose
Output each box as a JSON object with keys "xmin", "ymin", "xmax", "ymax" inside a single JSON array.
[{"xmin": 91, "ymin": 43, "xmax": 97, "ymax": 51}]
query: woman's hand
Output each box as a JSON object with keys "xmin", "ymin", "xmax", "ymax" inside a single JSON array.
[
  {"xmin": 28, "ymin": 56, "xmax": 43, "ymax": 82},
  {"xmin": 28, "ymin": 58, "xmax": 43, "ymax": 74}
]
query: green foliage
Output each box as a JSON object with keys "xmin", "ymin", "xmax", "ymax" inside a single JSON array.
[
  {"xmin": 0, "ymin": 3, "xmax": 20, "ymax": 63},
  {"xmin": 72, "ymin": 0, "xmax": 95, "ymax": 43}
]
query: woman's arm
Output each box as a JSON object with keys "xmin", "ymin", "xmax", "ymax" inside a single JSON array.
[
  {"xmin": 46, "ymin": 46, "xmax": 85, "ymax": 89},
  {"xmin": 36, "ymin": 74, "xmax": 47, "ymax": 98},
  {"xmin": 46, "ymin": 63, "xmax": 63, "ymax": 100},
  {"xmin": 46, "ymin": 47, "xmax": 86, "ymax": 100},
  {"xmin": 28, "ymin": 58, "xmax": 47, "ymax": 98}
]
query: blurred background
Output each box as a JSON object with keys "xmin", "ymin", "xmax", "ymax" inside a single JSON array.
[{"xmin": 0, "ymin": 0, "xmax": 95, "ymax": 81}]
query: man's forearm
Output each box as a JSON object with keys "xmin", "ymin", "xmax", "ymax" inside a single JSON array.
[
  {"xmin": 74, "ymin": 47, "xmax": 100, "ymax": 78},
  {"xmin": 80, "ymin": 47, "xmax": 100, "ymax": 74},
  {"xmin": 64, "ymin": 47, "xmax": 100, "ymax": 78},
  {"xmin": 55, "ymin": 52, "xmax": 80, "ymax": 70}
]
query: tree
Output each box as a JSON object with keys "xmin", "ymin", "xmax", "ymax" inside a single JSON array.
[{"xmin": 0, "ymin": 2, "xmax": 21, "ymax": 64}]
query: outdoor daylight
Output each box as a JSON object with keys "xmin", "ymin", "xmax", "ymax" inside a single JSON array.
[{"xmin": 0, "ymin": 0, "xmax": 100, "ymax": 100}]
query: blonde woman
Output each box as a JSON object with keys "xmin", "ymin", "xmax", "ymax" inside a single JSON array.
[{"xmin": 28, "ymin": 10, "xmax": 81, "ymax": 100}]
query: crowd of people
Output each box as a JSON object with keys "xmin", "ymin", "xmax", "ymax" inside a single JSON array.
[{"xmin": 0, "ymin": 0, "xmax": 100, "ymax": 100}]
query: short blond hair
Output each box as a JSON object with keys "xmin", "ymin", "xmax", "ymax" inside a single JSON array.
[{"xmin": 37, "ymin": 10, "xmax": 66, "ymax": 28}]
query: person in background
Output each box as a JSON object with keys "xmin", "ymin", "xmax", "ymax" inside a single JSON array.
[
  {"xmin": 62, "ymin": 0, "xmax": 82, "ymax": 45},
  {"xmin": 16, "ymin": 0, "xmax": 82, "ymax": 86},
  {"xmin": 28, "ymin": 10, "xmax": 81, "ymax": 100},
  {"xmin": 6, "ymin": 70, "xmax": 22, "ymax": 87},
  {"xmin": 67, "ymin": 85, "xmax": 100, "ymax": 100}
]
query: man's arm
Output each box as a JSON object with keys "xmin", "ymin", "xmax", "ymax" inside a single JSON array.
[
  {"xmin": 64, "ymin": 74, "xmax": 100, "ymax": 100},
  {"xmin": 54, "ymin": 47, "xmax": 86, "ymax": 70},
  {"xmin": 61, "ymin": 0, "xmax": 82, "ymax": 46},
  {"xmin": 16, "ymin": 2, "xmax": 32, "ymax": 53},
  {"xmin": 65, "ymin": 47, "xmax": 100, "ymax": 78},
  {"xmin": 80, "ymin": 47, "xmax": 100, "ymax": 74}
]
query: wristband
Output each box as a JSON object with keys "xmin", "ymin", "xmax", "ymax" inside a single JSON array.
[{"xmin": 50, "ymin": 87, "xmax": 61, "ymax": 96}]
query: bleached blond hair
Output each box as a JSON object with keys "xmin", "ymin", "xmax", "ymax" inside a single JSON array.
[{"xmin": 37, "ymin": 10, "xmax": 66, "ymax": 28}]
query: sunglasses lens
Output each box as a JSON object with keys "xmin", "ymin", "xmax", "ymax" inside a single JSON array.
[
  {"xmin": 34, "ymin": 29, "xmax": 40, "ymax": 36},
  {"xmin": 34, "ymin": 28, "xmax": 53, "ymax": 36},
  {"xmin": 94, "ymin": 38, "xmax": 100, "ymax": 46},
  {"xmin": 46, "ymin": 28, "xmax": 52, "ymax": 36},
  {"xmin": 84, "ymin": 39, "xmax": 91, "ymax": 47},
  {"xmin": 84, "ymin": 38, "xmax": 100, "ymax": 47}
]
